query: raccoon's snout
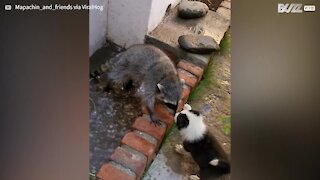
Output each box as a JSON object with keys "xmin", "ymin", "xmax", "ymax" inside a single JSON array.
[{"xmin": 165, "ymin": 102, "xmax": 177, "ymax": 115}]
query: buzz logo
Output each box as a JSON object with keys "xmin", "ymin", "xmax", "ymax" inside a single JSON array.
[
  {"xmin": 278, "ymin": 3, "xmax": 316, "ymax": 13},
  {"xmin": 278, "ymin": 3, "xmax": 303, "ymax": 13}
]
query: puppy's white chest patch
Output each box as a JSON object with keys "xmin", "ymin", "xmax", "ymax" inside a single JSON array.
[{"xmin": 179, "ymin": 111, "xmax": 207, "ymax": 142}]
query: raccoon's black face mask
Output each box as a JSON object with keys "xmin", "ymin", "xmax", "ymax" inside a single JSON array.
[
  {"xmin": 164, "ymin": 102, "xmax": 178, "ymax": 114},
  {"xmin": 157, "ymin": 78, "xmax": 184, "ymax": 114},
  {"xmin": 158, "ymin": 87, "xmax": 180, "ymax": 115}
]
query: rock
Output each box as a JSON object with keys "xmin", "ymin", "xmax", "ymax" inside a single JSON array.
[
  {"xmin": 178, "ymin": 1, "xmax": 209, "ymax": 19},
  {"xmin": 178, "ymin": 34, "xmax": 220, "ymax": 54}
]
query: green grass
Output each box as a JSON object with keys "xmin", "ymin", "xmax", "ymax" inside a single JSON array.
[
  {"xmin": 160, "ymin": 123, "xmax": 176, "ymax": 146},
  {"xmin": 218, "ymin": 115, "xmax": 231, "ymax": 135},
  {"xmin": 219, "ymin": 30, "xmax": 231, "ymax": 55},
  {"xmin": 188, "ymin": 57, "xmax": 218, "ymax": 101}
]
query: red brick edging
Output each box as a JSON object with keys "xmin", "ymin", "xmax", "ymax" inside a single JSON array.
[{"xmin": 97, "ymin": 60, "xmax": 205, "ymax": 180}]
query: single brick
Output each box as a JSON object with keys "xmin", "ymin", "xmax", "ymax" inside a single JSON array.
[
  {"xmin": 134, "ymin": 130, "xmax": 157, "ymax": 147},
  {"xmin": 135, "ymin": 128, "xmax": 163, "ymax": 153},
  {"xmin": 132, "ymin": 116, "xmax": 166, "ymax": 148},
  {"xmin": 134, "ymin": 130, "xmax": 158, "ymax": 165},
  {"xmin": 177, "ymin": 85, "xmax": 191, "ymax": 112},
  {"xmin": 97, "ymin": 162, "xmax": 136, "ymax": 180},
  {"xmin": 121, "ymin": 131, "xmax": 156, "ymax": 165},
  {"xmin": 177, "ymin": 60, "xmax": 204, "ymax": 79},
  {"xmin": 178, "ymin": 68, "xmax": 198, "ymax": 89},
  {"xmin": 142, "ymin": 104, "xmax": 174, "ymax": 129},
  {"xmin": 110, "ymin": 146, "xmax": 147, "ymax": 180}
]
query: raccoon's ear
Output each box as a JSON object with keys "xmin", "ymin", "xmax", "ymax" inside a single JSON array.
[{"xmin": 157, "ymin": 83, "xmax": 165, "ymax": 92}]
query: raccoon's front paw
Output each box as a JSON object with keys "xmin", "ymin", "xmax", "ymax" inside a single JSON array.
[
  {"xmin": 175, "ymin": 144, "xmax": 185, "ymax": 154},
  {"xmin": 150, "ymin": 118, "xmax": 162, "ymax": 126},
  {"xmin": 189, "ymin": 175, "xmax": 200, "ymax": 180}
]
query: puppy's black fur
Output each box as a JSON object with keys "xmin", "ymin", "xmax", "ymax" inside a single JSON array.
[
  {"xmin": 183, "ymin": 132, "xmax": 230, "ymax": 179},
  {"xmin": 175, "ymin": 109, "xmax": 230, "ymax": 180}
]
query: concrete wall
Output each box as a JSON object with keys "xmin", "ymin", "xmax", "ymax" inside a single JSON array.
[
  {"xmin": 89, "ymin": 0, "xmax": 181, "ymax": 54},
  {"xmin": 148, "ymin": 0, "xmax": 180, "ymax": 32},
  {"xmin": 107, "ymin": 0, "xmax": 152, "ymax": 48},
  {"xmin": 89, "ymin": 0, "xmax": 109, "ymax": 56}
]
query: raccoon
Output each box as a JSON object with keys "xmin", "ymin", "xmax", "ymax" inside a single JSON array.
[
  {"xmin": 102, "ymin": 44, "xmax": 184, "ymax": 125},
  {"xmin": 175, "ymin": 104, "xmax": 230, "ymax": 180}
]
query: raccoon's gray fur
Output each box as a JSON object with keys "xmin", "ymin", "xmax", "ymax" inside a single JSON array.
[{"xmin": 103, "ymin": 44, "xmax": 184, "ymax": 125}]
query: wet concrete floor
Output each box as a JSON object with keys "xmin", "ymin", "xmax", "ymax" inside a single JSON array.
[{"xmin": 89, "ymin": 42, "xmax": 142, "ymax": 173}]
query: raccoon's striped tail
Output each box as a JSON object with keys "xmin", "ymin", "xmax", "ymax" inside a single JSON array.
[{"xmin": 209, "ymin": 158, "xmax": 230, "ymax": 174}]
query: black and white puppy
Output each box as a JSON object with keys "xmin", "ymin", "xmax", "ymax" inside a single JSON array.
[{"xmin": 174, "ymin": 104, "xmax": 230, "ymax": 180}]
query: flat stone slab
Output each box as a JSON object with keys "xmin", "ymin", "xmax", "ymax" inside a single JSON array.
[
  {"xmin": 178, "ymin": 1, "xmax": 209, "ymax": 19},
  {"xmin": 220, "ymin": 1, "xmax": 231, "ymax": 9},
  {"xmin": 146, "ymin": 7, "xmax": 230, "ymax": 67},
  {"xmin": 217, "ymin": 7, "xmax": 231, "ymax": 20},
  {"xmin": 178, "ymin": 34, "xmax": 220, "ymax": 54}
]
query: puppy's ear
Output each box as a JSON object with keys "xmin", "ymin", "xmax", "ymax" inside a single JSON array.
[
  {"xmin": 176, "ymin": 114, "xmax": 189, "ymax": 130},
  {"xmin": 183, "ymin": 104, "xmax": 192, "ymax": 110}
]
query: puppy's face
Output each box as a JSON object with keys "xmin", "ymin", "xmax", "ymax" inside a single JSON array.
[
  {"xmin": 175, "ymin": 109, "xmax": 206, "ymax": 141},
  {"xmin": 175, "ymin": 110, "xmax": 201, "ymax": 129},
  {"xmin": 157, "ymin": 78, "xmax": 184, "ymax": 115},
  {"xmin": 175, "ymin": 111, "xmax": 190, "ymax": 130}
]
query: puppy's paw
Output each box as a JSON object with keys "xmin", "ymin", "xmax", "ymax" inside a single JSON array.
[
  {"xmin": 183, "ymin": 104, "xmax": 192, "ymax": 110},
  {"xmin": 175, "ymin": 144, "xmax": 185, "ymax": 154},
  {"xmin": 189, "ymin": 175, "xmax": 200, "ymax": 180}
]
